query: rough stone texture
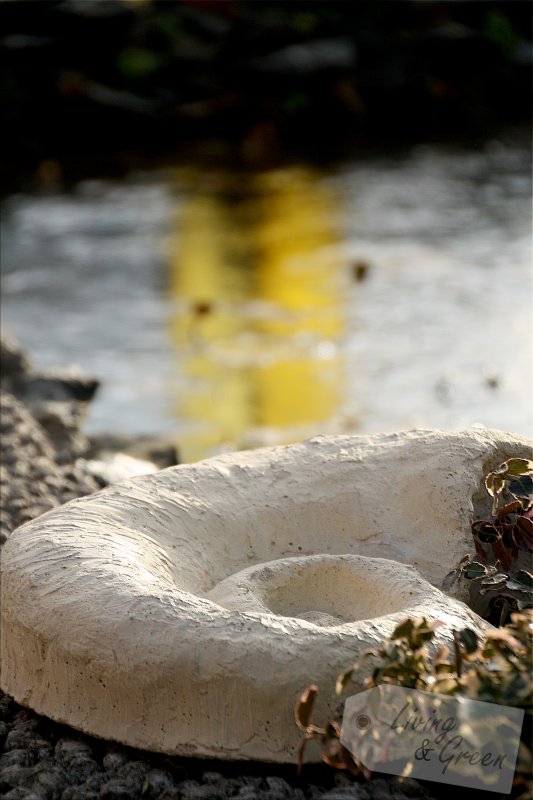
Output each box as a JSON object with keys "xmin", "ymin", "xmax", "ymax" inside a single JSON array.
[
  {"xmin": 87, "ymin": 434, "xmax": 179, "ymax": 470},
  {"xmin": 205, "ymin": 554, "xmax": 477, "ymax": 629},
  {"xmin": 82, "ymin": 452, "xmax": 158, "ymax": 488},
  {"xmin": 28, "ymin": 398, "xmax": 92, "ymax": 464},
  {"xmin": 0, "ymin": 330, "xmax": 31, "ymax": 378},
  {"xmin": 3, "ymin": 428, "xmax": 530, "ymax": 763},
  {"xmin": 0, "ymin": 392, "xmax": 159, "ymax": 547},
  {"xmin": 1, "ymin": 330, "xmax": 99, "ymax": 463},
  {"xmin": 0, "ymin": 392, "xmax": 100, "ymax": 546}
]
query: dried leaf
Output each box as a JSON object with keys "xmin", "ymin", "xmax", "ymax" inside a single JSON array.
[
  {"xmin": 515, "ymin": 516, "xmax": 533, "ymax": 546},
  {"xmin": 492, "ymin": 462, "xmax": 510, "ymax": 476},
  {"xmin": 484, "ymin": 628, "xmax": 522, "ymax": 650},
  {"xmin": 295, "ymin": 685, "xmax": 318, "ymax": 731},
  {"xmin": 497, "ymin": 500, "xmax": 522, "ymax": 519},
  {"xmin": 296, "ymin": 734, "xmax": 311, "ymax": 776},
  {"xmin": 433, "ymin": 676, "xmax": 461, "ymax": 693},
  {"xmin": 321, "ymin": 747, "xmax": 350, "ymax": 771},
  {"xmin": 486, "ymin": 472, "xmax": 505, "ymax": 497},
  {"xmin": 335, "ymin": 668, "xmax": 354, "ymax": 696},
  {"xmin": 480, "ymin": 573, "xmax": 509, "ymax": 587}
]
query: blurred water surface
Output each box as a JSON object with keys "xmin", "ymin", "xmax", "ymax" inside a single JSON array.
[{"xmin": 1, "ymin": 138, "xmax": 531, "ymax": 462}]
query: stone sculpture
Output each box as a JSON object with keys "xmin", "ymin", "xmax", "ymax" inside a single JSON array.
[{"xmin": 2, "ymin": 428, "xmax": 530, "ymax": 762}]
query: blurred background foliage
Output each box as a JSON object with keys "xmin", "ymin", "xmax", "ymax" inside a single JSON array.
[
  {"xmin": 1, "ymin": 0, "xmax": 531, "ymax": 190},
  {"xmin": 1, "ymin": 1, "xmax": 531, "ymax": 460}
]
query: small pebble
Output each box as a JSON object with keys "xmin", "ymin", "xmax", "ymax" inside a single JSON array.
[
  {"xmin": 0, "ymin": 764, "xmax": 36, "ymax": 790},
  {"xmin": 363, "ymin": 778, "xmax": 393, "ymax": 800},
  {"xmin": 34, "ymin": 765, "xmax": 70, "ymax": 795},
  {"xmin": 265, "ymin": 775, "xmax": 293, "ymax": 794},
  {"xmin": 321, "ymin": 787, "xmax": 366, "ymax": 799},
  {"xmin": 179, "ymin": 783, "xmax": 228, "ymax": 799},
  {"xmin": 235, "ymin": 789, "xmax": 259, "ymax": 799},
  {"xmin": 4, "ymin": 729, "xmax": 36, "ymax": 752},
  {"xmin": 54, "ymin": 738, "xmax": 94, "ymax": 768},
  {"xmin": 0, "ymin": 748, "xmax": 35, "ymax": 769},
  {"xmin": 134, "ymin": 768, "xmax": 173, "ymax": 798},
  {"xmin": 22, "ymin": 739, "xmax": 53, "ymax": 763},
  {"xmin": 98, "ymin": 779, "xmax": 137, "ymax": 800},
  {"xmin": 388, "ymin": 778, "xmax": 429, "ymax": 798},
  {"xmin": 3, "ymin": 789, "xmax": 48, "ymax": 800},
  {"xmin": 201, "ymin": 771, "xmax": 224, "ymax": 784},
  {"xmin": 155, "ymin": 789, "xmax": 180, "ymax": 800},
  {"xmin": 116, "ymin": 759, "xmax": 150, "ymax": 792},
  {"xmin": 259, "ymin": 793, "xmax": 291, "ymax": 800},
  {"xmin": 102, "ymin": 751, "xmax": 129, "ymax": 772},
  {"xmin": 238, "ymin": 775, "xmax": 263, "ymax": 790},
  {"xmin": 61, "ymin": 790, "xmax": 99, "ymax": 800},
  {"xmin": 66, "ymin": 755, "xmax": 100, "ymax": 785}
]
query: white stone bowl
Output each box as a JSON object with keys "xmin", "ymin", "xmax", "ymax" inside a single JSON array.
[{"xmin": 1, "ymin": 428, "xmax": 529, "ymax": 762}]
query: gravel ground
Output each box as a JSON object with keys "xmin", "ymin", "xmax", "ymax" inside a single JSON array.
[
  {"xmin": 0, "ymin": 691, "xmax": 437, "ymax": 799},
  {"xmin": 0, "ymin": 374, "xmax": 443, "ymax": 800},
  {"xmin": 0, "ymin": 392, "xmax": 99, "ymax": 545}
]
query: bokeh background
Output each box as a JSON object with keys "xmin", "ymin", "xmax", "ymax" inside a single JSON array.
[{"xmin": 1, "ymin": 0, "xmax": 531, "ymax": 462}]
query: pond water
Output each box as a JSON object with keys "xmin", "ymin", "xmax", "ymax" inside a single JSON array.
[{"xmin": 1, "ymin": 136, "xmax": 531, "ymax": 463}]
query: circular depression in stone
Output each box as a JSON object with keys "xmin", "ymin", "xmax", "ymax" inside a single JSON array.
[
  {"xmin": 206, "ymin": 554, "xmax": 427, "ymax": 627},
  {"xmin": 2, "ymin": 428, "xmax": 527, "ymax": 763}
]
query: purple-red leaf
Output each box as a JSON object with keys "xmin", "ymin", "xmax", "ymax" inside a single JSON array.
[
  {"xmin": 492, "ymin": 539, "xmax": 513, "ymax": 572},
  {"xmin": 515, "ymin": 516, "xmax": 533, "ymax": 549}
]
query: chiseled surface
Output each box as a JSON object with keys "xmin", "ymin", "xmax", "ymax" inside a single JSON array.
[{"xmin": 1, "ymin": 428, "xmax": 530, "ymax": 762}]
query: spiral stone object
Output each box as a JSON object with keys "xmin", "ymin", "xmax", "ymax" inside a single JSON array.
[{"xmin": 2, "ymin": 428, "xmax": 530, "ymax": 762}]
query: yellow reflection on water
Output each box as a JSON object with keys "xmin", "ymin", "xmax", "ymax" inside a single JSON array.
[{"xmin": 167, "ymin": 167, "xmax": 346, "ymax": 463}]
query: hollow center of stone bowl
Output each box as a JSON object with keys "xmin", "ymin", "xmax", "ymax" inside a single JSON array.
[{"xmin": 205, "ymin": 554, "xmax": 421, "ymax": 627}]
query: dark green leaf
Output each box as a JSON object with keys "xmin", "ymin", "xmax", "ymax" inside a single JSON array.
[
  {"xmin": 508, "ymin": 475, "xmax": 533, "ymax": 505},
  {"xmin": 391, "ymin": 619, "xmax": 415, "ymax": 640},
  {"xmin": 117, "ymin": 47, "xmax": 162, "ymax": 78},
  {"xmin": 498, "ymin": 598, "xmax": 513, "ymax": 626},
  {"xmin": 515, "ymin": 569, "xmax": 533, "ymax": 587},
  {"xmin": 464, "ymin": 560, "xmax": 488, "ymax": 579},
  {"xmin": 504, "ymin": 458, "xmax": 533, "ymax": 476},
  {"xmin": 505, "ymin": 581, "xmax": 532, "ymax": 593},
  {"xmin": 505, "ymin": 570, "xmax": 533, "ymax": 591},
  {"xmin": 458, "ymin": 629, "xmax": 479, "ymax": 654},
  {"xmin": 413, "ymin": 627, "xmax": 437, "ymax": 645}
]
